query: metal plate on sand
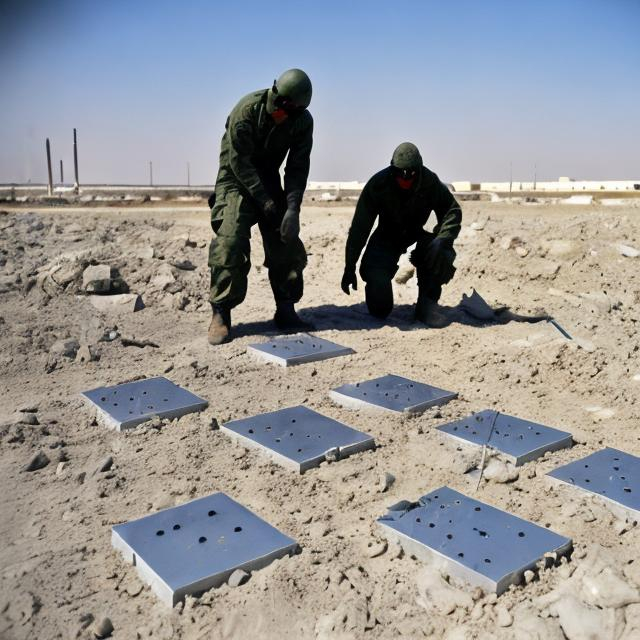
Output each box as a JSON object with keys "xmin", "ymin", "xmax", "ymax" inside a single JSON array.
[
  {"xmin": 112, "ymin": 492, "xmax": 298, "ymax": 606},
  {"xmin": 330, "ymin": 374, "xmax": 457, "ymax": 414},
  {"xmin": 437, "ymin": 410, "xmax": 573, "ymax": 465},
  {"xmin": 81, "ymin": 376, "xmax": 208, "ymax": 430},
  {"xmin": 247, "ymin": 333, "xmax": 354, "ymax": 366},
  {"xmin": 377, "ymin": 486, "xmax": 572, "ymax": 595},
  {"xmin": 547, "ymin": 447, "xmax": 640, "ymax": 520},
  {"xmin": 221, "ymin": 405, "xmax": 375, "ymax": 472}
]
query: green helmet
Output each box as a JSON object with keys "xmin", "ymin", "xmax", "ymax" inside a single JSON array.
[
  {"xmin": 391, "ymin": 142, "xmax": 423, "ymax": 170},
  {"xmin": 268, "ymin": 68, "xmax": 312, "ymax": 112}
]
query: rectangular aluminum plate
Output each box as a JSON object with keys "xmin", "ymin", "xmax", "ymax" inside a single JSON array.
[
  {"xmin": 547, "ymin": 448, "xmax": 640, "ymax": 520},
  {"xmin": 247, "ymin": 333, "xmax": 354, "ymax": 367},
  {"xmin": 329, "ymin": 374, "xmax": 457, "ymax": 414},
  {"xmin": 437, "ymin": 410, "xmax": 573, "ymax": 466},
  {"xmin": 377, "ymin": 486, "xmax": 572, "ymax": 595},
  {"xmin": 112, "ymin": 492, "xmax": 298, "ymax": 606},
  {"xmin": 81, "ymin": 376, "xmax": 208, "ymax": 431},
  {"xmin": 221, "ymin": 405, "xmax": 375, "ymax": 473}
]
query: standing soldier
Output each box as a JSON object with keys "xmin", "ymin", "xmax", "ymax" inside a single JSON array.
[
  {"xmin": 341, "ymin": 142, "xmax": 462, "ymax": 326},
  {"xmin": 208, "ymin": 68, "xmax": 314, "ymax": 345}
]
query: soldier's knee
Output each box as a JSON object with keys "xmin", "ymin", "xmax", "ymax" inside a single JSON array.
[{"xmin": 209, "ymin": 235, "xmax": 251, "ymax": 273}]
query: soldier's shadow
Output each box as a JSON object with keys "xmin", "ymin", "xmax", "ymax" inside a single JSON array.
[{"xmin": 233, "ymin": 301, "xmax": 550, "ymax": 337}]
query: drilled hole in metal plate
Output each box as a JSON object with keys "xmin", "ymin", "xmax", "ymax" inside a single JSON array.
[
  {"xmin": 624, "ymin": 488, "xmax": 631, "ymax": 493},
  {"xmin": 428, "ymin": 523, "xmax": 435, "ymax": 528},
  {"xmin": 457, "ymin": 552, "xmax": 464, "ymax": 558},
  {"xmin": 614, "ymin": 466, "xmax": 620, "ymax": 471},
  {"xmin": 416, "ymin": 517, "xmax": 421, "ymax": 523},
  {"xmin": 129, "ymin": 397, "xmax": 134, "ymax": 401},
  {"xmin": 234, "ymin": 526, "xmax": 242, "ymax": 532},
  {"xmin": 114, "ymin": 402, "xmax": 118, "ymax": 406},
  {"xmin": 518, "ymin": 531, "xmax": 525, "ymax": 537},
  {"xmin": 266, "ymin": 426, "xmax": 271, "ymax": 431},
  {"xmin": 275, "ymin": 438, "xmax": 281, "ymax": 443},
  {"xmin": 248, "ymin": 429, "xmax": 254, "ymax": 434},
  {"xmin": 100, "ymin": 396, "xmax": 106, "ymax": 402},
  {"xmin": 156, "ymin": 530, "xmax": 164, "ymax": 536},
  {"xmin": 208, "ymin": 510, "xmax": 216, "ymax": 517},
  {"xmin": 199, "ymin": 536, "xmax": 207, "ymax": 543},
  {"xmin": 446, "ymin": 534, "xmax": 453, "ymax": 539},
  {"xmin": 173, "ymin": 524, "xmax": 180, "ymax": 530},
  {"xmin": 297, "ymin": 448, "xmax": 302, "ymax": 452},
  {"xmin": 474, "ymin": 507, "xmax": 481, "ymax": 512},
  {"xmin": 484, "ymin": 558, "xmax": 491, "ymax": 563}
]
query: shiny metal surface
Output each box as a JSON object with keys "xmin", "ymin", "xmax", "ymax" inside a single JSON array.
[
  {"xmin": 437, "ymin": 410, "xmax": 573, "ymax": 465},
  {"xmin": 247, "ymin": 333, "xmax": 354, "ymax": 366},
  {"xmin": 221, "ymin": 405, "xmax": 375, "ymax": 472},
  {"xmin": 329, "ymin": 374, "xmax": 457, "ymax": 414},
  {"xmin": 112, "ymin": 492, "xmax": 298, "ymax": 606},
  {"xmin": 377, "ymin": 486, "xmax": 572, "ymax": 595},
  {"xmin": 81, "ymin": 376, "xmax": 208, "ymax": 431},
  {"xmin": 547, "ymin": 447, "xmax": 640, "ymax": 519}
]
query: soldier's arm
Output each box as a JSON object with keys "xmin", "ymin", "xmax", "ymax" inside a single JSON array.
[
  {"xmin": 227, "ymin": 112, "xmax": 271, "ymax": 207},
  {"xmin": 432, "ymin": 179, "xmax": 462, "ymax": 243},
  {"xmin": 284, "ymin": 113, "xmax": 314, "ymax": 207},
  {"xmin": 345, "ymin": 181, "xmax": 377, "ymax": 269}
]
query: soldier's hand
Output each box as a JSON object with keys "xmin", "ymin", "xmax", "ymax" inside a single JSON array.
[
  {"xmin": 341, "ymin": 267, "xmax": 358, "ymax": 295},
  {"xmin": 263, "ymin": 199, "xmax": 279, "ymax": 226},
  {"xmin": 280, "ymin": 207, "xmax": 300, "ymax": 244}
]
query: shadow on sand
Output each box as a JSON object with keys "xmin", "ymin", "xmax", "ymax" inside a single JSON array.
[{"xmin": 233, "ymin": 300, "xmax": 551, "ymax": 339}]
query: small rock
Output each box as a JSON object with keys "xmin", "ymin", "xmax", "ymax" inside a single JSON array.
[
  {"xmin": 376, "ymin": 472, "xmax": 395, "ymax": 493},
  {"xmin": 470, "ymin": 220, "xmax": 486, "ymax": 231},
  {"xmin": 56, "ymin": 461, "xmax": 68, "ymax": 476},
  {"xmin": 524, "ymin": 570, "xmax": 535, "ymax": 584},
  {"xmin": 82, "ymin": 264, "xmax": 111, "ymax": 293},
  {"xmin": 16, "ymin": 412, "xmax": 39, "ymax": 425},
  {"xmin": 170, "ymin": 259, "xmax": 196, "ymax": 271},
  {"xmin": 500, "ymin": 235, "xmax": 524, "ymax": 250},
  {"xmin": 49, "ymin": 338, "xmax": 80, "ymax": 359},
  {"xmin": 96, "ymin": 456, "xmax": 114, "ymax": 473},
  {"xmin": 617, "ymin": 244, "xmax": 639, "ymax": 258},
  {"xmin": 75, "ymin": 344, "xmax": 98, "ymax": 363},
  {"xmin": 22, "ymin": 451, "xmax": 50, "ymax": 472},
  {"xmin": 495, "ymin": 604, "xmax": 513, "ymax": 627},
  {"xmin": 91, "ymin": 615, "xmax": 114, "ymax": 638},
  {"xmin": 366, "ymin": 540, "xmax": 388, "ymax": 558},
  {"xmin": 483, "ymin": 459, "xmax": 519, "ymax": 483},
  {"xmin": 394, "ymin": 265, "xmax": 415, "ymax": 285},
  {"xmin": 515, "ymin": 246, "xmax": 529, "ymax": 258},
  {"xmin": 227, "ymin": 569, "xmax": 249, "ymax": 588},
  {"xmin": 150, "ymin": 263, "xmax": 175, "ymax": 290}
]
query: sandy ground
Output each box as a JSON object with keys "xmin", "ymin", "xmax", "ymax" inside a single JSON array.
[{"xmin": 0, "ymin": 200, "xmax": 639, "ymax": 640}]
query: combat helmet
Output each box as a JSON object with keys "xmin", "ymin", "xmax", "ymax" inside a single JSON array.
[{"xmin": 267, "ymin": 68, "xmax": 312, "ymax": 113}]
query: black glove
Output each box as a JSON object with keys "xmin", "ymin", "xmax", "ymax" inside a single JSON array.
[
  {"xmin": 280, "ymin": 191, "xmax": 302, "ymax": 244},
  {"xmin": 341, "ymin": 265, "xmax": 358, "ymax": 295}
]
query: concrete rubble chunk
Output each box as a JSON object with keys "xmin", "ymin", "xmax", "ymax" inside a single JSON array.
[
  {"xmin": 88, "ymin": 293, "xmax": 144, "ymax": 314},
  {"xmin": 82, "ymin": 264, "xmax": 112, "ymax": 293},
  {"xmin": 91, "ymin": 616, "xmax": 114, "ymax": 638}
]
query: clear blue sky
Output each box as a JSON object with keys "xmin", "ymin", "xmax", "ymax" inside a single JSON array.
[{"xmin": 1, "ymin": 0, "xmax": 638, "ymax": 185}]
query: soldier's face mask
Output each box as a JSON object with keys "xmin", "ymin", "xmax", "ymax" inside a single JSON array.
[
  {"xmin": 271, "ymin": 108, "xmax": 289, "ymax": 125},
  {"xmin": 392, "ymin": 166, "xmax": 417, "ymax": 190}
]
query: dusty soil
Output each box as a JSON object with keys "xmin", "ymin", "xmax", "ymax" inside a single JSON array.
[{"xmin": 0, "ymin": 200, "xmax": 639, "ymax": 640}]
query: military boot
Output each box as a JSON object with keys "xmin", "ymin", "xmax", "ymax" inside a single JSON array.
[
  {"xmin": 415, "ymin": 293, "xmax": 448, "ymax": 328},
  {"xmin": 274, "ymin": 302, "xmax": 315, "ymax": 332},
  {"xmin": 208, "ymin": 304, "xmax": 231, "ymax": 345}
]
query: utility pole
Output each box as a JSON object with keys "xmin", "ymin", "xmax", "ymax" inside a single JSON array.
[
  {"xmin": 533, "ymin": 163, "xmax": 537, "ymax": 191},
  {"xmin": 46, "ymin": 138, "xmax": 53, "ymax": 196},
  {"xmin": 509, "ymin": 161, "xmax": 513, "ymax": 194},
  {"xmin": 187, "ymin": 161, "xmax": 190, "ymax": 187},
  {"xmin": 73, "ymin": 128, "xmax": 79, "ymax": 193},
  {"xmin": 149, "ymin": 161, "xmax": 153, "ymax": 186},
  {"xmin": 60, "ymin": 160, "xmax": 64, "ymax": 184}
]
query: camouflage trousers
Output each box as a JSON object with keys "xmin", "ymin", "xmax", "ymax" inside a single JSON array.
[{"xmin": 208, "ymin": 187, "xmax": 307, "ymax": 309}]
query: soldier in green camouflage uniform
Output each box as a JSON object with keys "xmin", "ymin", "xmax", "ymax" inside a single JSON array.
[
  {"xmin": 208, "ymin": 69, "xmax": 314, "ymax": 345},
  {"xmin": 341, "ymin": 142, "xmax": 462, "ymax": 326}
]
